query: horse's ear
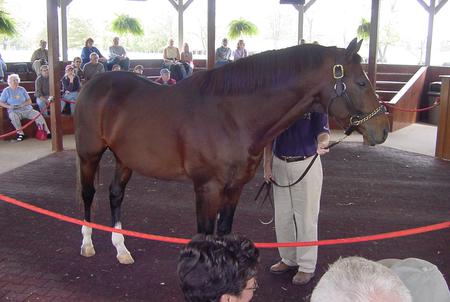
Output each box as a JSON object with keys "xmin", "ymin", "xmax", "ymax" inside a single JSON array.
[{"xmin": 345, "ymin": 38, "xmax": 363, "ymax": 61}]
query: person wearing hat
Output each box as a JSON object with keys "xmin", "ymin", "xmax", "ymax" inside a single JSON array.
[
  {"xmin": 61, "ymin": 64, "xmax": 81, "ymax": 115},
  {"xmin": 155, "ymin": 68, "xmax": 176, "ymax": 86}
]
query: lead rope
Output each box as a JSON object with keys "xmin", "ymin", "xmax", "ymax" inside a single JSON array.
[{"xmin": 255, "ymin": 134, "xmax": 349, "ymax": 225}]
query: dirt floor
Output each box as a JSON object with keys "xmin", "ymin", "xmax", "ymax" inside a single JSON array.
[{"xmin": 0, "ymin": 142, "xmax": 449, "ymax": 302}]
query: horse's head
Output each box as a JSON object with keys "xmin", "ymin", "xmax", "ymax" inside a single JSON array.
[{"xmin": 323, "ymin": 38, "xmax": 389, "ymax": 145}]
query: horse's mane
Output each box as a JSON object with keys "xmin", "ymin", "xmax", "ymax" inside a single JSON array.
[{"xmin": 190, "ymin": 44, "xmax": 337, "ymax": 96}]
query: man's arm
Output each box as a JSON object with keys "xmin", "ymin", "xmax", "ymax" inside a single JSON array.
[{"xmin": 263, "ymin": 141, "xmax": 274, "ymax": 182}]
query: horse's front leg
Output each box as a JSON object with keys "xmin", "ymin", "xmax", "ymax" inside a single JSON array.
[
  {"xmin": 194, "ymin": 180, "xmax": 224, "ymax": 234},
  {"xmin": 109, "ymin": 161, "xmax": 134, "ymax": 264},
  {"xmin": 217, "ymin": 186, "xmax": 244, "ymax": 236}
]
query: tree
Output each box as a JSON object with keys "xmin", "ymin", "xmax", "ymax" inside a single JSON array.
[
  {"xmin": 111, "ymin": 15, "xmax": 144, "ymax": 36},
  {"xmin": 0, "ymin": 9, "xmax": 16, "ymax": 36},
  {"xmin": 228, "ymin": 18, "xmax": 258, "ymax": 40},
  {"xmin": 357, "ymin": 18, "xmax": 370, "ymax": 41}
]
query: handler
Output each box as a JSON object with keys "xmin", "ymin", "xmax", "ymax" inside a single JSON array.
[{"xmin": 263, "ymin": 112, "xmax": 330, "ymax": 285}]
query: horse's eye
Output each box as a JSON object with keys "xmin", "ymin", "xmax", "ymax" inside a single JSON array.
[{"xmin": 357, "ymin": 80, "xmax": 366, "ymax": 87}]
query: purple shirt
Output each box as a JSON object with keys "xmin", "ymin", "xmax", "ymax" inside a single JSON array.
[{"xmin": 273, "ymin": 112, "xmax": 329, "ymax": 158}]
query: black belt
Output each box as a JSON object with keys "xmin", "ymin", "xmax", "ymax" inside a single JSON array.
[{"xmin": 276, "ymin": 155, "xmax": 313, "ymax": 163}]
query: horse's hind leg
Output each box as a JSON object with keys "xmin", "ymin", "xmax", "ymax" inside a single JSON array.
[
  {"xmin": 217, "ymin": 186, "xmax": 243, "ymax": 236},
  {"xmin": 109, "ymin": 159, "xmax": 134, "ymax": 264},
  {"xmin": 78, "ymin": 151, "xmax": 104, "ymax": 258}
]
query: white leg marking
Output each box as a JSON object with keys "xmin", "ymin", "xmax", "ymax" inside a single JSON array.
[
  {"xmin": 112, "ymin": 222, "xmax": 134, "ymax": 264},
  {"xmin": 80, "ymin": 225, "xmax": 96, "ymax": 257}
]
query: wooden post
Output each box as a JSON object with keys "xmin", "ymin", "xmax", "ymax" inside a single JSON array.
[
  {"xmin": 178, "ymin": 0, "xmax": 184, "ymax": 50},
  {"xmin": 207, "ymin": 0, "xmax": 215, "ymax": 70},
  {"xmin": 425, "ymin": 0, "xmax": 435, "ymax": 66},
  {"xmin": 297, "ymin": 5, "xmax": 304, "ymax": 44},
  {"xmin": 367, "ymin": 0, "xmax": 380, "ymax": 87},
  {"xmin": 60, "ymin": 0, "xmax": 71, "ymax": 62},
  {"xmin": 435, "ymin": 76, "xmax": 450, "ymax": 160},
  {"xmin": 47, "ymin": 0, "xmax": 63, "ymax": 151}
]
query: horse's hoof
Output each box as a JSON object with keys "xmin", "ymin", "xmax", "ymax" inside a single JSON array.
[
  {"xmin": 117, "ymin": 253, "xmax": 134, "ymax": 265},
  {"xmin": 81, "ymin": 245, "xmax": 96, "ymax": 257}
]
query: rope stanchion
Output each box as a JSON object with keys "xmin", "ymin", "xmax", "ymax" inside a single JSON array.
[
  {"xmin": 0, "ymin": 100, "xmax": 51, "ymax": 139},
  {"xmin": 380, "ymin": 97, "xmax": 440, "ymax": 113},
  {"xmin": 1, "ymin": 193, "xmax": 448, "ymax": 248}
]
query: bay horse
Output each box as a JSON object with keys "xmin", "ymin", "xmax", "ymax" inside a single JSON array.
[{"xmin": 75, "ymin": 39, "xmax": 389, "ymax": 264}]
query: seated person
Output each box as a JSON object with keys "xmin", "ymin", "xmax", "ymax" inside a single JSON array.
[
  {"xmin": 111, "ymin": 64, "xmax": 121, "ymax": 71},
  {"xmin": 155, "ymin": 68, "xmax": 176, "ymax": 86},
  {"xmin": 180, "ymin": 42, "xmax": 193, "ymax": 77},
  {"xmin": 108, "ymin": 37, "xmax": 130, "ymax": 71},
  {"xmin": 82, "ymin": 53, "xmax": 105, "ymax": 81},
  {"xmin": 163, "ymin": 38, "xmax": 180, "ymax": 64},
  {"xmin": 133, "ymin": 64, "xmax": 144, "ymax": 75},
  {"xmin": 31, "ymin": 40, "xmax": 48, "ymax": 76},
  {"xmin": 61, "ymin": 64, "xmax": 81, "ymax": 115},
  {"xmin": 72, "ymin": 56, "xmax": 84, "ymax": 80},
  {"xmin": 311, "ymin": 256, "xmax": 412, "ymax": 302},
  {"xmin": 0, "ymin": 51, "xmax": 7, "ymax": 82},
  {"xmin": 178, "ymin": 234, "xmax": 259, "ymax": 302},
  {"xmin": 81, "ymin": 38, "xmax": 107, "ymax": 67},
  {"xmin": 215, "ymin": 38, "xmax": 231, "ymax": 67},
  {"xmin": 233, "ymin": 40, "xmax": 248, "ymax": 61},
  {"xmin": 34, "ymin": 64, "xmax": 50, "ymax": 116},
  {"xmin": 0, "ymin": 74, "xmax": 51, "ymax": 142}
]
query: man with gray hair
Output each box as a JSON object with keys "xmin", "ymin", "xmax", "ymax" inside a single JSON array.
[
  {"xmin": 82, "ymin": 52, "xmax": 105, "ymax": 81},
  {"xmin": 311, "ymin": 256, "xmax": 412, "ymax": 302}
]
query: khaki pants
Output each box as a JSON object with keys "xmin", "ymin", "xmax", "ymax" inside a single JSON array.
[{"xmin": 272, "ymin": 155, "xmax": 322, "ymax": 273}]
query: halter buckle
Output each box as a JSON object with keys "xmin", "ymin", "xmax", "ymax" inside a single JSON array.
[{"xmin": 333, "ymin": 64, "xmax": 344, "ymax": 79}]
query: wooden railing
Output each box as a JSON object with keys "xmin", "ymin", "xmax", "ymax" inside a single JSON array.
[{"xmin": 386, "ymin": 66, "xmax": 428, "ymax": 131}]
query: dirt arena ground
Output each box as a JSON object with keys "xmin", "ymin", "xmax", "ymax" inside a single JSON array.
[{"xmin": 0, "ymin": 142, "xmax": 449, "ymax": 301}]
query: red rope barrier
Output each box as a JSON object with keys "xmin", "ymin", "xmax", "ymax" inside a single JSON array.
[
  {"xmin": 0, "ymin": 101, "xmax": 51, "ymax": 139},
  {"xmin": 1, "ymin": 193, "xmax": 448, "ymax": 248},
  {"xmin": 380, "ymin": 98, "xmax": 440, "ymax": 113}
]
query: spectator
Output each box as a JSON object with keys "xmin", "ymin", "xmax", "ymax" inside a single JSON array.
[
  {"xmin": 311, "ymin": 256, "xmax": 412, "ymax": 302},
  {"xmin": 133, "ymin": 64, "xmax": 144, "ymax": 75},
  {"xmin": 155, "ymin": 68, "xmax": 176, "ymax": 86},
  {"xmin": 81, "ymin": 38, "xmax": 107, "ymax": 67},
  {"xmin": 72, "ymin": 56, "xmax": 84, "ymax": 80},
  {"xmin": 108, "ymin": 37, "xmax": 130, "ymax": 71},
  {"xmin": 163, "ymin": 38, "xmax": 180, "ymax": 63},
  {"xmin": 233, "ymin": 40, "xmax": 248, "ymax": 61},
  {"xmin": 31, "ymin": 40, "xmax": 48, "ymax": 76},
  {"xmin": 61, "ymin": 64, "xmax": 81, "ymax": 115},
  {"xmin": 34, "ymin": 65, "xmax": 50, "ymax": 116},
  {"xmin": 178, "ymin": 234, "xmax": 259, "ymax": 302},
  {"xmin": 0, "ymin": 51, "xmax": 7, "ymax": 82},
  {"xmin": 215, "ymin": 38, "xmax": 232, "ymax": 67},
  {"xmin": 264, "ymin": 112, "xmax": 330, "ymax": 286},
  {"xmin": 378, "ymin": 258, "xmax": 450, "ymax": 302},
  {"xmin": 82, "ymin": 53, "xmax": 105, "ymax": 81},
  {"xmin": 180, "ymin": 42, "xmax": 193, "ymax": 77},
  {"xmin": 111, "ymin": 64, "xmax": 121, "ymax": 71},
  {"xmin": 0, "ymin": 74, "xmax": 51, "ymax": 142}
]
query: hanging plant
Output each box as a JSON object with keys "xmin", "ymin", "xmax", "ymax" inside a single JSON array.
[
  {"xmin": 111, "ymin": 14, "xmax": 144, "ymax": 36},
  {"xmin": 0, "ymin": 10, "xmax": 17, "ymax": 36},
  {"xmin": 228, "ymin": 18, "xmax": 258, "ymax": 40}
]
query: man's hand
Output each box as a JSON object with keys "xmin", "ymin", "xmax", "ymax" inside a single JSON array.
[{"xmin": 317, "ymin": 133, "xmax": 331, "ymax": 155}]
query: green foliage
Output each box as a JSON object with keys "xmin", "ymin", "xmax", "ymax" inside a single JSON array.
[
  {"xmin": 228, "ymin": 18, "xmax": 258, "ymax": 40},
  {"xmin": 68, "ymin": 17, "xmax": 96, "ymax": 49},
  {"xmin": 357, "ymin": 18, "xmax": 370, "ymax": 41},
  {"xmin": 111, "ymin": 15, "xmax": 144, "ymax": 36},
  {"xmin": 0, "ymin": 10, "xmax": 16, "ymax": 36}
]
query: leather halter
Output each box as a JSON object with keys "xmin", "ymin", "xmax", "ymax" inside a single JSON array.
[{"xmin": 330, "ymin": 64, "xmax": 386, "ymax": 135}]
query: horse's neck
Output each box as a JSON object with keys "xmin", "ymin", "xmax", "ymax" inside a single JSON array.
[{"xmin": 239, "ymin": 79, "xmax": 323, "ymax": 155}]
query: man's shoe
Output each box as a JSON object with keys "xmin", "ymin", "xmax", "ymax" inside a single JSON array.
[
  {"xmin": 292, "ymin": 271, "xmax": 315, "ymax": 285},
  {"xmin": 269, "ymin": 261, "xmax": 298, "ymax": 275},
  {"xmin": 47, "ymin": 133, "xmax": 52, "ymax": 139}
]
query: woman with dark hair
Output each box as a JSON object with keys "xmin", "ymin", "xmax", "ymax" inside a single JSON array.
[
  {"xmin": 80, "ymin": 38, "xmax": 107, "ymax": 67},
  {"xmin": 178, "ymin": 234, "xmax": 259, "ymax": 302}
]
